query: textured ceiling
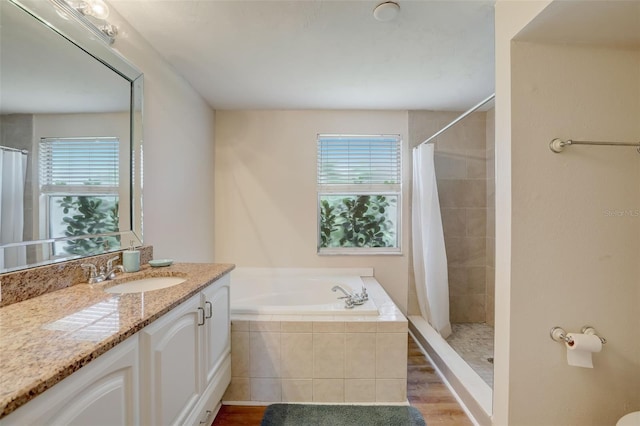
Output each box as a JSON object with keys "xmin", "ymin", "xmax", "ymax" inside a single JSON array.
[{"xmin": 111, "ymin": 0, "xmax": 496, "ymax": 111}]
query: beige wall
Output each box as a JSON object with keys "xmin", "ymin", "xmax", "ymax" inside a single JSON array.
[
  {"xmin": 493, "ymin": 2, "xmax": 552, "ymax": 422},
  {"xmin": 109, "ymin": 8, "xmax": 217, "ymax": 262},
  {"xmin": 508, "ymin": 41, "xmax": 640, "ymax": 426},
  {"xmin": 214, "ymin": 110, "xmax": 410, "ymax": 312},
  {"xmin": 496, "ymin": 1, "xmax": 640, "ymax": 423}
]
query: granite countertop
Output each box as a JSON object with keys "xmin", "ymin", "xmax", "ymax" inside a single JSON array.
[{"xmin": 0, "ymin": 262, "xmax": 235, "ymax": 419}]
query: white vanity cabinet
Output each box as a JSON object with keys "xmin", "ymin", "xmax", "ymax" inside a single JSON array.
[
  {"xmin": 0, "ymin": 273, "xmax": 231, "ymax": 426},
  {"xmin": 193, "ymin": 275, "xmax": 231, "ymax": 425},
  {"xmin": 139, "ymin": 274, "xmax": 231, "ymax": 426},
  {"xmin": 139, "ymin": 292, "xmax": 202, "ymax": 425},
  {"xmin": 202, "ymin": 281, "xmax": 231, "ymax": 385},
  {"xmin": 0, "ymin": 337, "xmax": 139, "ymax": 426},
  {"xmin": 187, "ymin": 276, "xmax": 231, "ymax": 426}
]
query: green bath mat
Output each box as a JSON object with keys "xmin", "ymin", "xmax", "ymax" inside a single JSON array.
[{"xmin": 260, "ymin": 404, "xmax": 426, "ymax": 426}]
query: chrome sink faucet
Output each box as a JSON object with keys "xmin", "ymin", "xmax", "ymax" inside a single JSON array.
[
  {"xmin": 81, "ymin": 256, "xmax": 124, "ymax": 284},
  {"xmin": 81, "ymin": 263, "xmax": 105, "ymax": 284},
  {"xmin": 105, "ymin": 256, "xmax": 124, "ymax": 280}
]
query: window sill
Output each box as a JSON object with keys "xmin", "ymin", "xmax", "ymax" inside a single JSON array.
[{"xmin": 317, "ymin": 248, "xmax": 403, "ymax": 256}]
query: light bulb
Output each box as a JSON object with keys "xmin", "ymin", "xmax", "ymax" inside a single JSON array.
[
  {"xmin": 89, "ymin": 0, "xmax": 109, "ymax": 19},
  {"xmin": 83, "ymin": 0, "xmax": 109, "ymax": 19}
]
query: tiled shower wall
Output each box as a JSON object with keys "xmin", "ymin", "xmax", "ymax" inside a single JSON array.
[{"xmin": 408, "ymin": 110, "xmax": 495, "ymax": 324}]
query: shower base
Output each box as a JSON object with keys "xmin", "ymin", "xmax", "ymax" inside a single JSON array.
[{"xmin": 446, "ymin": 323, "xmax": 494, "ymax": 387}]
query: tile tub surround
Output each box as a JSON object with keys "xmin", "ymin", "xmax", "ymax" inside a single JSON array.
[
  {"xmin": 0, "ymin": 246, "xmax": 154, "ymax": 307},
  {"xmin": 223, "ymin": 277, "xmax": 408, "ymax": 404},
  {"xmin": 0, "ymin": 262, "xmax": 234, "ymax": 418}
]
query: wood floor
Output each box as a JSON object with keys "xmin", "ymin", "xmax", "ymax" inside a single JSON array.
[{"xmin": 211, "ymin": 334, "xmax": 472, "ymax": 425}]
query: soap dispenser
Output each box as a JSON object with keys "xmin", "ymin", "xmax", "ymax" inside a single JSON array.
[{"xmin": 122, "ymin": 241, "xmax": 140, "ymax": 272}]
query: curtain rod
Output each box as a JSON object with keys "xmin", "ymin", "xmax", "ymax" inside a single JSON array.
[
  {"xmin": 0, "ymin": 145, "xmax": 28, "ymax": 154},
  {"xmin": 415, "ymin": 93, "xmax": 495, "ymax": 149}
]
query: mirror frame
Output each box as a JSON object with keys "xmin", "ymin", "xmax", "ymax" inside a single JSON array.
[{"xmin": 1, "ymin": 0, "xmax": 143, "ymax": 273}]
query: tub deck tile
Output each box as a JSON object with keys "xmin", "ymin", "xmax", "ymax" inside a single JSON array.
[
  {"xmin": 312, "ymin": 321, "xmax": 345, "ymax": 333},
  {"xmin": 280, "ymin": 321, "xmax": 312, "ymax": 333},
  {"xmin": 344, "ymin": 321, "xmax": 377, "ymax": 332},
  {"xmin": 377, "ymin": 320, "xmax": 409, "ymax": 333},
  {"xmin": 250, "ymin": 321, "xmax": 281, "ymax": 332},
  {"xmin": 230, "ymin": 320, "xmax": 249, "ymax": 331}
]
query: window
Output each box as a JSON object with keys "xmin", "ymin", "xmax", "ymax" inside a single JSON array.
[
  {"xmin": 317, "ymin": 134, "xmax": 401, "ymax": 254},
  {"xmin": 39, "ymin": 137, "xmax": 120, "ymax": 256}
]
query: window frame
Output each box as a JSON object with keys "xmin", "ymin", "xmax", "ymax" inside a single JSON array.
[
  {"xmin": 316, "ymin": 134, "xmax": 402, "ymax": 255},
  {"xmin": 38, "ymin": 137, "xmax": 121, "ymax": 256}
]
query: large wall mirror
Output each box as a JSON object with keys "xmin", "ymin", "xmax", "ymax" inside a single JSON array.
[{"xmin": 0, "ymin": 0, "xmax": 143, "ymax": 273}]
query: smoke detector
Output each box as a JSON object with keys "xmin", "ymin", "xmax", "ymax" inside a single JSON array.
[{"xmin": 373, "ymin": 2, "xmax": 400, "ymax": 22}]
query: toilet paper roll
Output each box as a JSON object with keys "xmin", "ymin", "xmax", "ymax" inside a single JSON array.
[{"xmin": 565, "ymin": 333, "xmax": 602, "ymax": 368}]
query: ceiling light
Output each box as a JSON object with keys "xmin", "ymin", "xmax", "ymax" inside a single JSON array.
[{"xmin": 373, "ymin": 2, "xmax": 400, "ymax": 22}]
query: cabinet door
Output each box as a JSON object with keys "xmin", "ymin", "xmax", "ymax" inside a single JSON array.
[
  {"xmin": 201, "ymin": 274, "xmax": 231, "ymax": 385},
  {"xmin": 0, "ymin": 337, "xmax": 138, "ymax": 426},
  {"xmin": 139, "ymin": 294, "xmax": 203, "ymax": 426}
]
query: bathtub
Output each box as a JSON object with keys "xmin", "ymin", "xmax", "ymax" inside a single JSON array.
[
  {"xmin": 224, "ymin": 268, "xmax": 409, "ymax": 404},
  {"xmin": 231, "ymin": 268, "xmax": 378, "ymax": 315}
]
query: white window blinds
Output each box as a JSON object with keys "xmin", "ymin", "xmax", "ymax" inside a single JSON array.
[
  {"xmin": 39, "ymin": 137, "xmax": 119, "ymax": 193},
  {"xmin": 317, "ymin": 135, "xmax": 401, "ymax": 190}
]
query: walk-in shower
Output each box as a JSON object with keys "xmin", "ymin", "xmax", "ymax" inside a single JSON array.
[{"xmin": 408, "ymin": 95, "xmax": 495, "ymax": 424}]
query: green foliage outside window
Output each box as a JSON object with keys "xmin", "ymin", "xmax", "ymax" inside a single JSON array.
[
  {"xmin": 320, "ymin": 195, "xmax": 397, "ymax": 248},
  {"xmin": 57, "ymin": 196, "xmax": 120, "ymax": 255}
]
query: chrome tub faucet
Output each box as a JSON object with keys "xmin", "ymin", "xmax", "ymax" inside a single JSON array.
[
  {"xmin": 332, "ymin": 284, "xmax": 369, "ymax": 309},
  {"xmin": 331, "ymin": 285, "xmax": 353, "ymax": 298}
]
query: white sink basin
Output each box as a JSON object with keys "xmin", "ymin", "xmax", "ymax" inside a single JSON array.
[{"xmin": 105, "ymin": 277, "xmax": 186, "ymax": 294}]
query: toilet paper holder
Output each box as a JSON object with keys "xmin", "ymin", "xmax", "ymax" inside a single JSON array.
[{"xmin": 550, "ymin": 326, "xmax": 607, "ymax": 346}]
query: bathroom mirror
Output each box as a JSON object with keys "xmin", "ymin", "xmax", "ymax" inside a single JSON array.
[{"xmin": 0, "ymin": 0, "xmax": 143, "ymax": 273}]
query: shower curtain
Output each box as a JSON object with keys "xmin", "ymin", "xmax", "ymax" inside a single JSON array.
[
  {"xmin": 412, "ymin": 143, "xmax": 451, "ymax": 338},
  {"xmin": 0, "ymin": 149, "xmax": 28, "ymax": 269}
]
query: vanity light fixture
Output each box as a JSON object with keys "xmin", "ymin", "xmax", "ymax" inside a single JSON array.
[{"xmin": 50, "ymin": 0, "xmax": 118, "ymax": 44}]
